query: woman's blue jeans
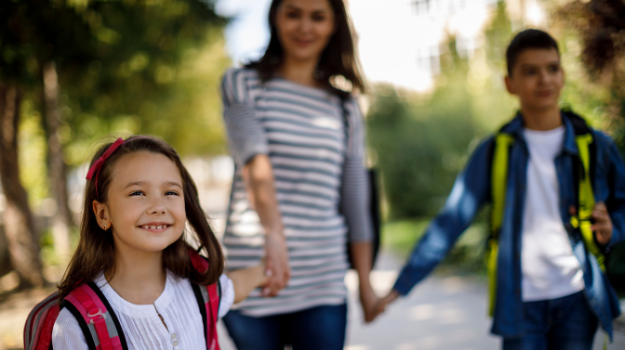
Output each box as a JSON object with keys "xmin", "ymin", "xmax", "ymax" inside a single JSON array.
[
  {"xmin": 502, "ymin": 291, "xmax": 599, "ymax": 350},
  {"xmin": 222, "ymin": 303, "xmax": 347, "ymax": 350}
]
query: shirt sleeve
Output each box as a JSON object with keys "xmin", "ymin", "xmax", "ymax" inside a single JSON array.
[
  {"xmin": 221, "ymin": 68, "xmax": 269, "ymax": 168},
  {"xmin": 340, "ymin": 97, "xmax": 374, "ymax": 243},
  {"xmin": 218, "ymin": 274, "xmax": 235, "ymax": 318},
  {"xmin": 52, "ymin": 307, "xmax": 89, "ymax": 350}
]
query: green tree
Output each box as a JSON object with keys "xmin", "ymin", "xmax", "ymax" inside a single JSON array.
[
  {"xmin": 367, "ymin": 37, "xmax": 478, "ymax": 219},
  {"xmin": 555, "ymin": 0, "xmax": 625, "ymax": 294},
  {"xmin": 0, "ymin": 0, "xmax": 229, "ymax": 286}
]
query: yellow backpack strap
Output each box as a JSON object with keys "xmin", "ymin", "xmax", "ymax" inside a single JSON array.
[
  {"xmin": 570, "ymin": 133, "xmax": 606, "ymax": 272},
  {"xmin": 488, "ymin": 133, "xmax": 514, "ymax": 316}
]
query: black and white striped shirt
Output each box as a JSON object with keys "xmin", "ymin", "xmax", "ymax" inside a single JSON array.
[{"xmin": 221, "ymin": 68, "xmax": 372, "ymax": 316}]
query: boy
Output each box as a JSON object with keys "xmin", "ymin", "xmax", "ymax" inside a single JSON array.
[{"xmin": 371, "ymin": 29, "xmax": 625, "ymax": 349}]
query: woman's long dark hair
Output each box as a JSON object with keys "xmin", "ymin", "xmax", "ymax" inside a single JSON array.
[
  {"xmin": 247, "ymin": 0, "xmax": 365, "ymax": 93},
  {"xmin": 58, "ymin": 136, "xmax": 224, "ymax": 301}
]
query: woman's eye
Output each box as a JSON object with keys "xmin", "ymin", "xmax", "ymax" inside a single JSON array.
[{"xmin": 129, "ymin": 191, "xmax": 145, "ymax": 196}]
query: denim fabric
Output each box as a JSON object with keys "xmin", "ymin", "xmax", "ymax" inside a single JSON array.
[
  {"xmin": 222, "ymin": 303, "xmax": 347, "ymax": 350},
  {"xmin": 393, "ymin": 112, "xmax": 625, "ymax": 339},
  {"xmin": 502, "ymin": 291, "xmax": 599, "ymax": 350}
]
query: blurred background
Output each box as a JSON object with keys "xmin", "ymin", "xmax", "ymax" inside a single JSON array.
[{"xmin": 1, "ymin": 0, "xmax": 624, "ymax": 349}]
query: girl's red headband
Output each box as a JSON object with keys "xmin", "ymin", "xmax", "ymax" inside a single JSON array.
[{"xmin": 86, "ymin": 138, "xmax": 125, "ymax": 198}]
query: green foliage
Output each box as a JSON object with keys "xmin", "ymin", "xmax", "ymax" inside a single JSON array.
[
  {"xmin": 382, "ymin": 216, "xmax": 488, "ymax": 275},
  {"xmin": 1, "ymin": 0, "xmax": 231, "ymax": 172},
  {"xmin": 367, "ymin": 4, "xmax": 517, "ymax": 220},
  {"xmin": 367, "ymin": 83, "xmax": 477, "ymax": 219}
]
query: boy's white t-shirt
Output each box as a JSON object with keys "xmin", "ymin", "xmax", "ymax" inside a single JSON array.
[
  {"xmin": 521, "ymin": 126, "xmax": 585, "ymax": 302},
  {"xmin": 51, "ymin": 271, "xmax": 234, "ymax": 350}
]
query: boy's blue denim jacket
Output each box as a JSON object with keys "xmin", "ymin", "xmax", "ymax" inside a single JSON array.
[{"xmin": 393, "ymin": 113, "xmax": 625, "ymax": 339}]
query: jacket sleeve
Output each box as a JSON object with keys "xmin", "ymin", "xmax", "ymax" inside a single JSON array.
[
  {"xmin": 393, "ymin": 138, "xmax": 493, "ymax": 295},
  {"xmin": 604, "ymin": 136, "xmax": 625, "ymax": 252}
]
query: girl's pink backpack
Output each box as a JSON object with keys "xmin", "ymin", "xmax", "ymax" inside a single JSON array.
[{"xmin": 23, "ymin": 249, "xmax": 221, "ymax": 350}]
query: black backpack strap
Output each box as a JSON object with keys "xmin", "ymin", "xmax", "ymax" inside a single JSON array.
[
  {"xmin": 190, "ymin": 282, "xmax": 209, "ymax": 341},
  {"xmin": 60, "ymin": 300, "xmax": 98, "ymax": 350},
  {"xmin": 61, "ymin": 282, "xmax": 128, "ymax": 350}
]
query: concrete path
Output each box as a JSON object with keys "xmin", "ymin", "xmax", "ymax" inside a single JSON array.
[
  {"xmin": 217, "ymin": 250, "xmax": 625, "ymax": 350},
  {"xmin": 0, "ymin": 250, "xmax": 622, "ymax": 349}
]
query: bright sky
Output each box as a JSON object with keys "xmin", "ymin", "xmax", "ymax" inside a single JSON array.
[{"xmin": 214, "ymin": 0, "xmax": 530, "ymax": 92}]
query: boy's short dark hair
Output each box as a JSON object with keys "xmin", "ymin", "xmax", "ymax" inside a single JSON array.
[{"xmin": 506, "ymin": 29, "xmax": 560, "ymax": 76}]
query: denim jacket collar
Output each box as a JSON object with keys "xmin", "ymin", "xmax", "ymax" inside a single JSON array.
[{"xmin": 500, "ymin": 111, "xmax": 580, "ymax": 156}]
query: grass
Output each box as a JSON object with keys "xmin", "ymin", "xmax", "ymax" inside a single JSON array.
[{"xmin": 381, "ymin": 218, "xmax": 489, "ymax": 276}]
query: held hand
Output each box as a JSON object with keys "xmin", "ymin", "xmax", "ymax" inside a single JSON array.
[
  {"xmin": 591, "ymin": 202, "xmax": 613, "ymax": 245},
  {"xmin": 262, "ymin": 233, "xmax": 291, "ymax": 297},
  {"xmin": 369, "ymin": 290, "xmax": 399, "ymax": 323},
  {"xmin": 358, "ymin": 283, "xmax": 378, "ymax": 323}
]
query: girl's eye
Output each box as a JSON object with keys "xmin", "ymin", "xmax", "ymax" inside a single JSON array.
[
  {"xmin": 312, "ymin": 14, "xmax": 326, "ymax": 22},
  {"xmin": 286, "ymin": 11, "xmax": 300, "ymax": 19},
  {"xmin": 129, "ymin": 191, "xmax": 145, "ymax": 196},
  {"xmin": 165, "ymin": 191, "xmax": 180, "ymax": 196}
]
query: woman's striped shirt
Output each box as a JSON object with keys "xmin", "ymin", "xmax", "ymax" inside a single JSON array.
[{"xmin": 220, "ymin": 68, "xmax": 373, "ymax": 317}]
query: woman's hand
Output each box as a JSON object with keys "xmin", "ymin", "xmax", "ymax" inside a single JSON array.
[
  {"xmin": 359, "ymin": 283, "xmax": 379, "ymax": 323},
  {"xmin": 243, "ymin": 155, "xmax": 291, "ymax": 297}
]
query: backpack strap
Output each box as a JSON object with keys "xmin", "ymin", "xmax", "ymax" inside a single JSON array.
[
  {"xmin": 63, "ymin": 283, "xmax": 127, "ymax": 350},
  {"xmin": 487, "ymin": 110, "xmax": 605, "ymax": 319},
  {"xmin": 487, "ymin": 131, "xmax": 515, "ymax": 317},
  {"xmin": 565, "ymin": 110, "xmax": 606, "ymax": 272},
  {"xmin": 23, "ymin": 292, "xmax": 60, "ymax": 350},
  {"xmin": 188, "ymin": 248, "xmax": 221, "ymax": 350}
]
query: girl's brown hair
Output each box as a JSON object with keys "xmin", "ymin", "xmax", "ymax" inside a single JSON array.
[
  {"xmin": 58, "ymin": 136, "xmax": 224, "ymax": 301},
  {"xmin": 247, "ymin": 0, "xmax": 365, "ymax": 93}
]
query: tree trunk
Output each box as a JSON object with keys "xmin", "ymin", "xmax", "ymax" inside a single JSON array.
[
  {"xmin": 42, "ymin": 62, "xmax": 72, "ymax": 261},
  {"xmin": 0, "ymin": 84, "xmax": 45, "ymax": 288}
]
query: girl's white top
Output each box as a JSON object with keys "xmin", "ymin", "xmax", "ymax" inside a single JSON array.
[{"xmin": 52, "ymin": 271, "xmax": 234, "ymax": 350}]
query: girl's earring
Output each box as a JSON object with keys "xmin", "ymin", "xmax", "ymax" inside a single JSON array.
[{"xmin": 103, "ymin": 224, "xmax": 107, "ymax": 231}]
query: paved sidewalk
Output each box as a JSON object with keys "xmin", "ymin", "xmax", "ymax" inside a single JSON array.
[{"xmin": 218, "ymin": 250, "xmax": 625, "ymax": 350}]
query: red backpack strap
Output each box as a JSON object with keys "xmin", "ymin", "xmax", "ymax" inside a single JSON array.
[
  {"xmin": 188, "ymin": 248, "xmax": 221, "ymax": 350},
  {"xmin": 24, "ymin": 292, "xmax": 60, "ymax": 350},
  {"xmin": 190, "ymin": 281, "xmax": 221, "ymax": 350},
  {"xmin": 63, "ymin": 282, "xmax": 128, "ymax": 350}
]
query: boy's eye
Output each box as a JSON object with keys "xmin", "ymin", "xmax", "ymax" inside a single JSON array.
[
  {"xmin": 129, "ymin": 191, "xmax": 145, "ymax": 196},
  {"xmin": 548, "ymin": 65, "xmax": 560, "ymax": 73},
  {"xmin": 523, "ymin": 68, "xmax": 536, "ymax": 76},
  {"xmin": 286, "ymin": 11, "xmax": 300, "ymax": 19}
]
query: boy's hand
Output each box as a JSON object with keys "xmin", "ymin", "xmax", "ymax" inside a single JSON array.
[
  {"xmin": 368, "ymin": 290, "xmax": 400, "ymax": 323},
  {"xmin": 591, "ymin": 202, "xmax": 612, "ymax": 245}
]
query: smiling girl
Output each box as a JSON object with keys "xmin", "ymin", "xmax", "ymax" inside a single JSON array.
[{"xmin": 51, "ymin": 136, "xmax": 267, "ymax": 350}]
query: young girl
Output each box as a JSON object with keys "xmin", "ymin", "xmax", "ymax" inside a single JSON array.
[{"xmin": 52, "ymin": 136, "xmax": 267, "ymax": 349}]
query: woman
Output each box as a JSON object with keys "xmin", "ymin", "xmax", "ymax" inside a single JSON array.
[{"xmin": 220, "ymin": 0, "xmax": 376, "ymax": 348}]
